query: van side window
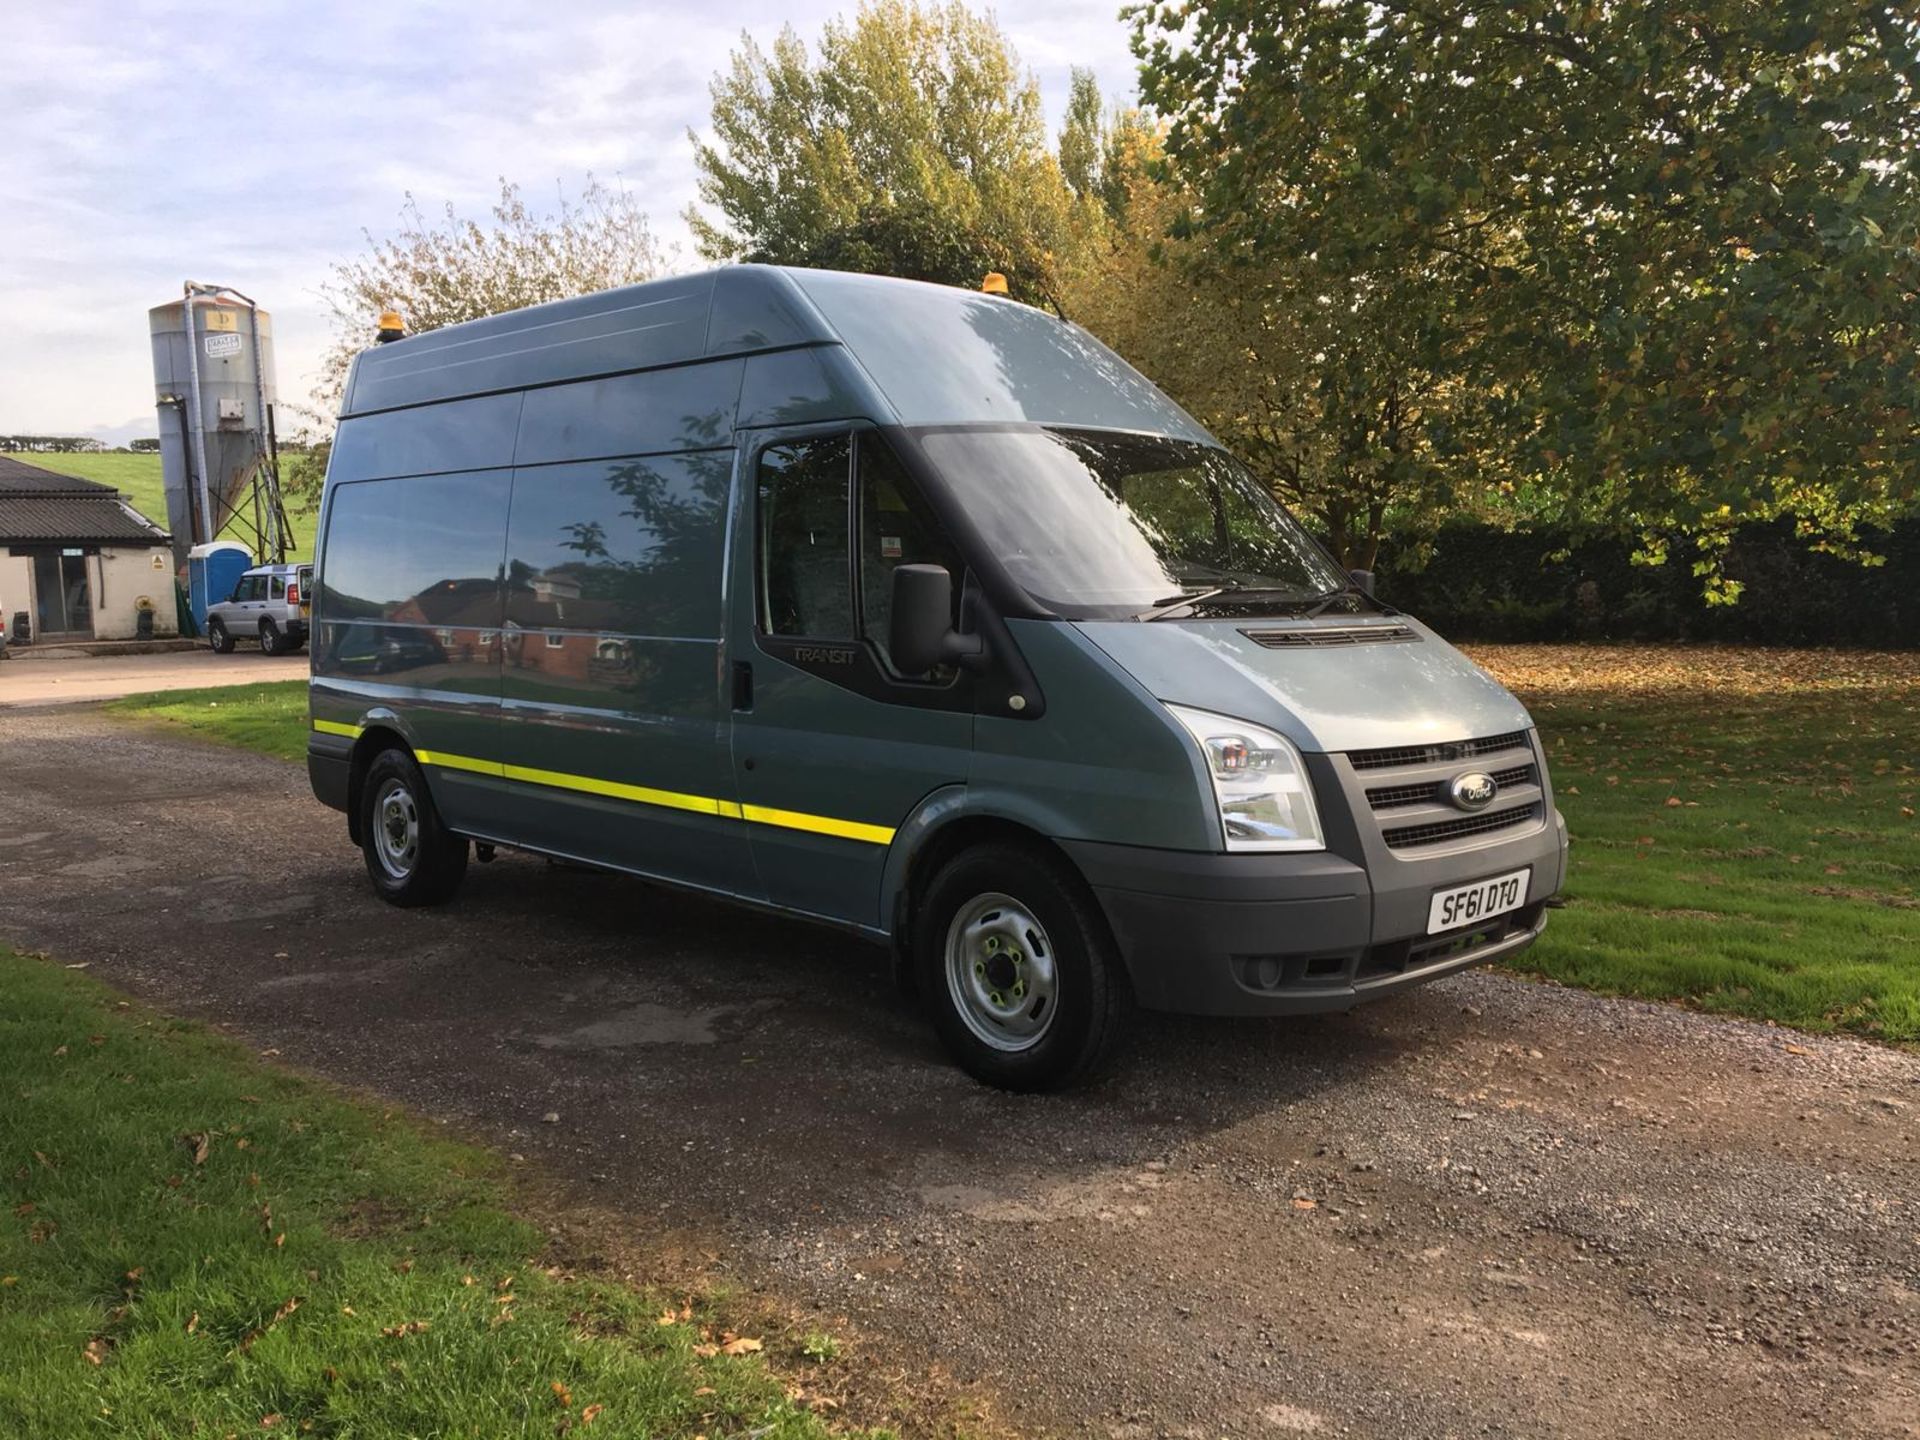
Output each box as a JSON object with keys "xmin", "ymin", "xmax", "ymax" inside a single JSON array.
[
  {"xmin": 857, "ymin": 434, "xmax": 962, "ymax": 674},
  {"xmin": 757, "ymin": 435, "xmax": 853, "ymax": 638}
]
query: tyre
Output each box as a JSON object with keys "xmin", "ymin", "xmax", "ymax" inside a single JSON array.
[
  {"xmin": 258, "ymin": 619, "xmax": 283, "ymax": 656},
  {"xmin": 358, "ymin": 747, "xmax": 468, "ymax": 907},
  {"xmin": 207, "ymin": 618, "xmax": 234, "ymax": 654},
  {"xmin": 916, "ymin": 842, "xmax": 1131, "ymax": 1091}
]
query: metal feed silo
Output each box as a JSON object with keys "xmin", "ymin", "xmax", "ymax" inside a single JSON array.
[{"xmin": 149, "ymin": 283, "xmax": 291, "ymax": 569}]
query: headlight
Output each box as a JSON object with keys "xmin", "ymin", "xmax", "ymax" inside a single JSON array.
[{"xmin": 1166, "ymin": 704, "xmax": 1324, "ymax": 853}]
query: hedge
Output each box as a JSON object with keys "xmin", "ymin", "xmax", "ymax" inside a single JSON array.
[{"xmin": 1369, "ymin": 518, "xmax": 1919, "ymax": 647}]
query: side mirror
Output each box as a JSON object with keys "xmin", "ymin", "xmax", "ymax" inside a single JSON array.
[
  {"xmin": 889, "ymin": 564, "xmax": 984, "ymax": 675},
  {"xmin": 1348, "ymin": 567, "xmax": 1375, "ymax": 597}
]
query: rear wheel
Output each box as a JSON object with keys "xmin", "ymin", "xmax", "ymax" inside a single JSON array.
[
  {"xmin": 916, "ymin": 843, "xmax": 1130, "ymax": 1091},
  {"xmin": 258, "ymin": 618, "xmax": 283, "ymax": 655},
  {"xmin": 207, "ymin": 618, "xmax": 233, "ymax": 654},
  {"xmin": 358, "ymin": 748, "xmax": 467, "ymax": 906}
]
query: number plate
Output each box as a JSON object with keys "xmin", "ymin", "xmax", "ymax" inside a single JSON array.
[{"xmin": 1426, "ymin": 868, "xmax": 1530, "ymax": 935}]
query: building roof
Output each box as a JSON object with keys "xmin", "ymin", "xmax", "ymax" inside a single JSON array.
[
  {"xmin": 0, "ymin": 455, "xmax": 117, "ymax": 494},
  {"xmin": 0, "ymin": 455, "xmax": 169, "ymax": 546}
]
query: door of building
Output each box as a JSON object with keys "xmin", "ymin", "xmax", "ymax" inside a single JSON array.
[{"xmin": 32, "ymin": 550, "xmax": 93, "ymax": 637}]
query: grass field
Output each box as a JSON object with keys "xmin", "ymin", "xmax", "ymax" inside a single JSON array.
[
  {"xmin": 3, "ymin": 451, "xmax": 313, "ymax": 563},
  {"xmin": 97, "ymin": 647, "xmax": 1920, "ymax": 1042},
  {"xmin": 1477, "ymin": 646, "xmax": 1919, "ymax": 1042},
  {"xmin": 0, "ymin": 949, "xmax": 882, "ymax": 1439},
  {"xmin": 105, "ymin": 683, "xmax": 310, "ymax": 764}
]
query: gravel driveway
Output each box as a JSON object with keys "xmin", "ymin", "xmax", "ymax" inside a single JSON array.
[{"xmin": 2, "ymin": 709, "xmax": 1915, "ymax": 1438}]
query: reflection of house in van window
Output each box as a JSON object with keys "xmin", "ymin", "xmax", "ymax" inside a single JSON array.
[{"xmin": 384, "ymin": 577, "xmax": 500, "ymax": 669}]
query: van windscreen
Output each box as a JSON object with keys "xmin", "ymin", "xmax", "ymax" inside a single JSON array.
[{"xmin": 918, "ymin": 427, "xmax": 1347, "ymax": 620}]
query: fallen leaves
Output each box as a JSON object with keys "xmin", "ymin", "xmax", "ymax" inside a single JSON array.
[
  {"xmin": 239, "ymin": 1296, "xmax": 303, "ymax": 1354},
  {"xmin": 1464, "ymin": 644, "xmax": 1920, "ymax": 700},
  {"xmin": 693, "ymin": 1332, "xmax": 764, "ymax": 1358},
  {"xmin": 82, "ymin": 1336, "xmax": 112, "ymax": 1366},
  {"xmin": 380, "ymin": 1320, "xmax": 430, "ymax": 1338},
  {"xmin": 184, "ymin": 1132, "xmax": 211, "ymax": 1166}
]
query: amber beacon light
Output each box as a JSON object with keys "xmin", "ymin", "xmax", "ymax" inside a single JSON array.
[
  {"xmin": 375, "ymin": 310, "xmax": 406, "ymax": 343},
  {"xmin": 979, "ymin": 271, "xmax": 1009, "ymax": 295}
]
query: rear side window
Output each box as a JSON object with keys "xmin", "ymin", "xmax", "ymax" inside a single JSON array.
[
  {"xmin": 757, "ymin": 435, "xmax": 852, "ymax": 639},
  {"xmin": 504, "ymin": 451, "xmax": 730, "ymax": 638},
  {"xmin": 318, "ymin": 473, "xmax": 509, "ymax": 624}
]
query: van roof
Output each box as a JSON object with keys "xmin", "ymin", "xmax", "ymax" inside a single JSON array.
[{"xmin": 340, "ymin": 266, "xmax": 1209, "ymax": 443}]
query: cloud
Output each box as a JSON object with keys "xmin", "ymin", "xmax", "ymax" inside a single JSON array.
[{"xmin": 0, "ymin": 0, "xmax": 1142, "ymax": 436}]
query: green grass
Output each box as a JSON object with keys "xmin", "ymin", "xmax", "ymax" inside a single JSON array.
[
  {"xmin": 4, "ymin": 451, "xmax": 312, "ymax": 563},
  {"xmin": 1513, "ymin": 678, "xmax": 1920, "ymax": 1042},
  {"xmin": 96, "ymin": 655, "xmax": 1920, "ymax": 1042},
  {"xmin": 105, "ymin": 682, "xmax": 310, "ymax": 764},
  {"xmin": 0, "ymin": 949, "xmax": 880, "ymax": 1439}
]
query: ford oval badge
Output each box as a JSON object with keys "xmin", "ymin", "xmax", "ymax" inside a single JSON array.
[{"xmin": 1449, "ymin": 771, "xmax": 1498, "ymax": 811}]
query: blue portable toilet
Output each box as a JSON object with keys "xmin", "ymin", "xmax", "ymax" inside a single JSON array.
[{"xmin": 187, "ymin": 542, "xmax": 253, "ymax": 628}]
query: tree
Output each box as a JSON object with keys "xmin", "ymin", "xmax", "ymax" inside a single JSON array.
[
  {"xmin": 318, "ymin": 179, "xmax": 664, "ymax": 408},
  {"xmin": 1132, "ymin": 1, "xmax": 1920, "ymax": 592},
  {"xmin": 296, "ymin": 179, "xmax": 663, "ymax": 514},
  {"xmin": 1066, "ymin": 106, "xmax": 1474, "ymax": 567},
  {"xmin": 689, "ymin": 2, "xmax": 1083, "ymax": 305}
]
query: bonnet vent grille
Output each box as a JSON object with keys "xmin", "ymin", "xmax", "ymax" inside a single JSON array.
[{"xmin": 1241, "ymin": 624, "xmax": 1418, "ymax": 649}]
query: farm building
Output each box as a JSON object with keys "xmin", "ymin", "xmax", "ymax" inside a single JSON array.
[{"xmin": 0, "ymin": 455, "xmax": 179, "ymax": 642}]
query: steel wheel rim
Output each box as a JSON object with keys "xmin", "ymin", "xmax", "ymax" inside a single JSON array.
[
  {"xmin": 373, "ymin": 776, "xmax": 420, "ymax": 881},
  {"xmin": 944, "ymin": 891, "xmax": 1058, "ymax": 1053}
]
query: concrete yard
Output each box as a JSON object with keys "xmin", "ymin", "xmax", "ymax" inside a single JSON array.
[{"xmin": 0, "ymin": 647, "xmax": 306, "ymax": 706}]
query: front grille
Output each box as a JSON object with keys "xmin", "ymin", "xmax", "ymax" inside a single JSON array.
[
  {"xmin": 1381, "ymin": 803, "xmax": 1541, "ymax": 850},
  {"xmin": 1348, "ymin": 730, "xmax": 1530, "ymax": 772},
  {"xmin": 1365, "ymin": 762, "xmax": 1536, "ymax": 812},
  {"xmin": 1241, "ymin": 624, "xmax": 1418, "ymax": 649}
]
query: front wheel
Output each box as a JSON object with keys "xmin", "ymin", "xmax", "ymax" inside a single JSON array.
[
  {"xmin": 207, "ymin": 619, "xmax": 233, "ymax": 654},
  {"xmin": 358, "ymin": 748, "xmax": 468, "ymax": 906},
  {"xmin": 916, "ymin": 843, "xmax": 1131, "ymax": 1091}
]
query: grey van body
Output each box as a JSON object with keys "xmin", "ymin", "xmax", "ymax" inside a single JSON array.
[{"xmin": 309, "ymin": 266, "xmax": 1565, "ymax": 1080}]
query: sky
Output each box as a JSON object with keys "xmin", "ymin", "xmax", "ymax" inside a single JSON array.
[{"xmin": 0, "ymin": 0, "xmax": 1140, "ymax": 444}]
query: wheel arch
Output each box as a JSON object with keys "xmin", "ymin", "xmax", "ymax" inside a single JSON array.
[
  {"xmin": 345, "ymin": 721, "xmax": 413, "ymax": 846},
  {"xmin": 881, "ymin": 787, "xmax": 1107, "ymax": 994}
]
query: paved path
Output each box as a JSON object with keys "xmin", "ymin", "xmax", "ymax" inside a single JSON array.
[
  {"xmin": 1, "ymin": 711, "xmax": 1915, "ymax": 1438},
  {"xmin": 0, "ymin": 648, "xmax": 306, "ymax": 706}
]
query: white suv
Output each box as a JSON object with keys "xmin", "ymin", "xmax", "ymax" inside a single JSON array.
[{"xmin": 205, "ymin": 564, "xmax": 312, "ymax": 656}]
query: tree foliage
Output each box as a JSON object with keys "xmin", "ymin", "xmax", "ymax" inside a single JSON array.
[
  {"xmin": 689, "ymin": 2, "xmax": 1081, "ymax": 304},
  {"xmin": 318, "ymin": 179, "xmax": 664, "ymax": 406},
  {"xmin": 1131, "ymin": 1, "xmax": 1920, "ymax": 591},
  {"xmin": 1066, "ymin": 117, "xmax": 1475, "ymax": 567}
]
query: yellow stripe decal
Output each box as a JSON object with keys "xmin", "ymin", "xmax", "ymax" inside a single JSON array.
[
  {"xmin": 312, "ymin": 726, "xmax": 890, "ymax": 844},
  {"xmin": 501, "ymin": 762, "xmax": 729, "ymax": 818},
  {"xmin": 412, "ymin": 749, "xmax": 507, "ymax": 778},
  {"xmin": 740, "ymin": 803, "xmax": 896, "ymax": 846}
]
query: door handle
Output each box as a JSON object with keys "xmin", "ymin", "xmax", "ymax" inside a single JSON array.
[{"xmin": 731, "ymin": 660, "xmax": 753, "ymax": 712}]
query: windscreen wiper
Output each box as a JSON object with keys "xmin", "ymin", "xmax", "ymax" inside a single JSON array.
[
  {"xmin": 1301, "ymin": 583, "xmax": 1394, "ymax": 618},
  {"xmin": 1136, "ymin": 585, "xmax": 1235, "ymax": 622}
]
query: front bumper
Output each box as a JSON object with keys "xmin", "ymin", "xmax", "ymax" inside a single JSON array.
[{"xmin": 1061, "ymin": 809, "xmax": 1566, "ymax": 1016}]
